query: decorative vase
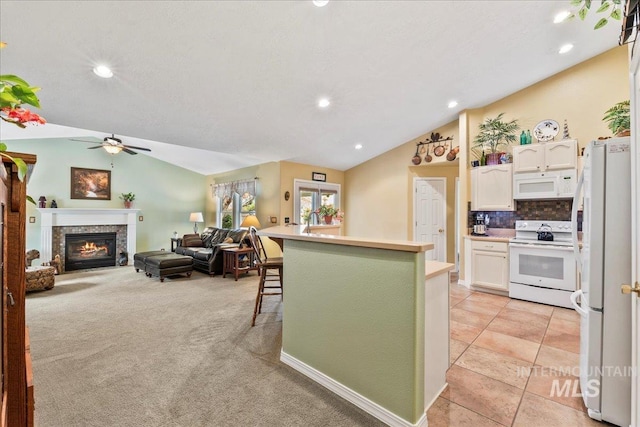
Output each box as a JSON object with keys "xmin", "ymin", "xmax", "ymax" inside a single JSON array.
[
  {"xmin": 486, "ymin": 152, "xmax": 502, "ymax": 166},
  {"xmin": 323, "ymin": 215, "xmax": 333, "ymax": 225},
  {"xmin": 124, "ymin": 201, "xmax": 132, "ymax": 209}
]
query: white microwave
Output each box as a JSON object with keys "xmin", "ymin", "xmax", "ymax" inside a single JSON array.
[{"xmin": 513, "ymin": 169, "xmax": 576, "ymax": 200}]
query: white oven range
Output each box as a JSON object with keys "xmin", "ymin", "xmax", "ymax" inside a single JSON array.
[{"xmin": 509, "ymin": 220, "xmax": 577, "ymax": 308}]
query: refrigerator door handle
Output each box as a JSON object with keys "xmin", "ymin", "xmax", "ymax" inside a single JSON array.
[
  {"xmin": 570, "ymin": 289, "xmax": 588, "ymax": 316},
  {"xmin": 571, "ymin": 169, "xmax": 584, "ymax": 274}
]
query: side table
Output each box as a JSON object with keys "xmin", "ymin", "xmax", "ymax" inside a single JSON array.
[
  {"xmin": 222, "ymin": 247, "xmax": 258, "ymax": 281},
  {"xmin": 170, "ymin": 237, "xmax": 182, "ymax": 252}
]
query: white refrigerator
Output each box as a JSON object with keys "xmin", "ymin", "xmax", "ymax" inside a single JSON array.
[{"xmin": 570, "ymin": 137, "xmax": 631, "ymax": 426}]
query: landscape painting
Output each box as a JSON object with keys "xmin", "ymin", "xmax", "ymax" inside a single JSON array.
[{"xmin": 70, "ymin": 167, "xmax": 111, "ymax": 200}]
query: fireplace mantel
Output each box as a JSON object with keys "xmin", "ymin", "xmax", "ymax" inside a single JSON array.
[{"xmin": 37, "ymin": 208, "xmax": 140, "ymax": 264}]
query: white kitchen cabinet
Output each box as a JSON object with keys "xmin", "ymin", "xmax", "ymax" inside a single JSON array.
[
  {"xmin": 470, "ymin": 240, "xmax": 509, "ymax": 292},
  {"xmin": 471, "ymin": 164, "xmax": 514, "ymax": 211},
  {"xmin": 513, "ymin": 139, "xmax": 577, "ymax": 173}
]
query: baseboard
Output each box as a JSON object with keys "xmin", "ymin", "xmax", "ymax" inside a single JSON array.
[
  {"xmin": 280, "ymin": 351, "xmax": 428, "ymax": 427},
  {"xmin": 425, "ymin": 382, "xmax": 448, "ymax": 411},
  {"xmin": 457, "ymin": 279, "xmax": 470, "ymax": 288}
]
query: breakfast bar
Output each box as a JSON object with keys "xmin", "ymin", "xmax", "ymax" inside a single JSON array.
[{"xmin": 259, "ymin": 226, "xmax": 452, "ymax": 427}]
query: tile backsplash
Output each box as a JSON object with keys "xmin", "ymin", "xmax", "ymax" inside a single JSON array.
[{"xmin": 469, "ymin": 200, "xmax": 583, "ymax": 230}]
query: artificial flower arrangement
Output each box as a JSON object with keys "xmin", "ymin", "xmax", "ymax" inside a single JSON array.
[{"xmin": 0, "ymin": 41, "xmax": 47, "ymax": 181}]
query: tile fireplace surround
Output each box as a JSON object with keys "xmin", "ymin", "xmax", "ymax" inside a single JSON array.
[{"xmin": 37, "ymin": 208, "xmax": 140, "ymax": 270}]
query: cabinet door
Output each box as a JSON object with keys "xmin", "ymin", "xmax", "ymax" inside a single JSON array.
[
  {"xmin": 545, "ymin": 139, "xmax": 577, "ymax": 170},
  {"xmin": 513, "ymin": 145, "xmax": 544, "ymax": 173},
  {"xmin": 472, "ymin": 164, "xmax": 514, "ymax": 211},
  {"xmin": 472, "ymin": 249, "xmax": 509, "ymax": 291}
]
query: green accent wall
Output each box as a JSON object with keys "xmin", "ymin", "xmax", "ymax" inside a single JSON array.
[
  {"xmin": 282, "ymin": 240, "xmax": 426, "ymax": 423},
  {"xmin": 6, "ymin": 138, "xmax": 206, "ymax": 258}
]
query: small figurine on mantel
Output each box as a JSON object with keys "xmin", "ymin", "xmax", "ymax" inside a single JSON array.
[
  {"xmin": 50, "ymin": 199, "xmax": 57, "ymax": 208},
  {"xmin": 563, "ymin": 119, "xmax": 571, "ymax": 140}
]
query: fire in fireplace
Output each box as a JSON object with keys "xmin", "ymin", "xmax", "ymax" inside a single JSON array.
[{"xmin": 65, "ymin": 232, "xmax": 117, "ymax": 271}]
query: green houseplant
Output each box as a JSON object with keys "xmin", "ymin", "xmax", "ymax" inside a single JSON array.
[
  {"xmin": 603, "ymin": 100, "xmax": 630, "ymax": 136},
  {"xmin": 473, "ymin": 113, "xmax": 519, "ymax": 165},
  {"xmin": 316, "ymin": 204, "xmax": 343, "ymax": 224},
  {"xmin": 119, "ymin": 192, "xmax": 135, "ymax": 208}
]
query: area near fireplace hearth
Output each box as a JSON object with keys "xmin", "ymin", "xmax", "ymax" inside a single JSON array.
[{"xmin": 37, "ymin": 208, "xmax": 140, "ymax": 273}]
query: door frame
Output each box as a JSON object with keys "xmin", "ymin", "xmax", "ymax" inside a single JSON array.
[
  {"xmin": 628, "ymin": 41, "xmax": 639, "ymax": 427},
  {"xmin": 413, "ymin": 177, "xmax": 447, "ymax": 262}
]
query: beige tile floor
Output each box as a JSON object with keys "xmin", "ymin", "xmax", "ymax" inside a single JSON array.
[{"xmin": 427, "ymin": 281, "xmax": 603, "ymax": 426}]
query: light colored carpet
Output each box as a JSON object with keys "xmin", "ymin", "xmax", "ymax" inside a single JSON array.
[{"xmin": 26, "ymin": 266, "xmax": 385, "ymax": 426}]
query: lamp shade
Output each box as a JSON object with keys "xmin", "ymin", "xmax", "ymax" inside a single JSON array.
[
  {"xmin": 240, "ymin": 215, "xmax": 261, "ymax": 229},
  {"xmin": 189, "ymin": 212, "xmax": 204, "ymax": 223}
]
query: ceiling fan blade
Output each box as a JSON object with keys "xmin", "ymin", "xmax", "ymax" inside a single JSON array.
[
  {"xmin": 122, "ymin": 148, "xmax": 138, "ymax": 155},
  {"xmin": 71, "ymin": 138, "xmax": 102, "ymax": 143},
  {"xmin": 123, "ymin": 144, "xmax": 151, "ymax": 152},
  {"xmin": 87, "ymin": 145, "xmax": 103, "ymax": 149}
]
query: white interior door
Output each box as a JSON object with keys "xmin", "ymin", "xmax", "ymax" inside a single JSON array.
[
  {"xmin": 629, "ymin": 43, "xmax": 639, "ymax": 427},
  {"xmin": 414, "ymin": 178, "xmax": 446, "ymax": 262}
]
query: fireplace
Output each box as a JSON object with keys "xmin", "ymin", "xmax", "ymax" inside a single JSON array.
[{"xmin": 65, "ymin": 232, "xmax": 117, "ymax": 271}]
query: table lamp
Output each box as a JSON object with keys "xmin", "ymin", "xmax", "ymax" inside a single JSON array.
[
  {"xmin": 240, "ymin": 215, "xmax": 261, "ymax": 229},
  {"xmin": 189, "ymin": 212, "xmax": 204, "ymax": 234}
]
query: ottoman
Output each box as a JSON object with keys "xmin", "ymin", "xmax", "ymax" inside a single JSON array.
[
  {"xmin": 144, "ymin": 253, "xmax": 193, "ymax": 282},
  {"xmin": 134, "ymin": 250, "xmax": 168, "ymax": 273},
  {"xmin": 26, "ymin": 266, "xmax": 55, "ymax": 292}
]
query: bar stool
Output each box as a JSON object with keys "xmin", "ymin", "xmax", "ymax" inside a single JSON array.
[{"xmin": 248, "ymin": 226, "xmax": 283, "ymax": 326}]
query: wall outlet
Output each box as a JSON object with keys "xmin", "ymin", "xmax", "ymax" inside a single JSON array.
[{"xmin": 284, "ymin": 217, "xmax": 290, "ymax": 224}]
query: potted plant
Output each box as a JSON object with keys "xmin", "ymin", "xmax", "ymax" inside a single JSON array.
[
  {"xmin": 603, "ymin": 100, "xmax": 630, "ymax": 137},
  {"xmin": 316, "ymin": 204, "xmax": 341, "ymax": 225},
  {"xmin": 473, "ymin": 113, "xmax": 519, "ymax": 165},
  {"xmin": 119, "ymin": 192, "xmax": 135, "ymax": 208}
]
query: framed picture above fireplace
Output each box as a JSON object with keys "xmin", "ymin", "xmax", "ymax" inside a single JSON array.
[{"xmin": 70, "ymin": 167, "xmax": 111, "ymax": 200}]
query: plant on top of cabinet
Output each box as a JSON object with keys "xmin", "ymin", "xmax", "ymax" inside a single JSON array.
[
  {"xmin": 602, "ymin": 100, "xmax": 630, "ymax": 137},
  {"xmin": 473, "ymin": 113, "xmax": 520, "ymax": 165}
]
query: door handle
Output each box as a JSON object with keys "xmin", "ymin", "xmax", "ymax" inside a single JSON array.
[
  {"xmin": 438, "ymin": 229, "xmax": 444, "ymax": 233},
  {"xmin": 6, "ymin": 291, "xmax": 15, "ymax": 307},
  {"xmin": 621, "ymin": 282, "xmax": 640, "ymax": 297}
]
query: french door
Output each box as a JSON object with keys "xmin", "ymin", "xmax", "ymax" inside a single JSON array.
[{"xmin": 293, "ymin": 179, "xmax": 340, "ymax": 225}]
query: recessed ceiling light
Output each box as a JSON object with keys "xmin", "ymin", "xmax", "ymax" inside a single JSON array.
[
  {"xmin": 558, "ymin": 44, "xmax": 574, "ymax": 54},
  {"xmin": 554, "ymin": 10, "xmax": 571, "ymax": 23},
  {"xmin": 318, "ymin": 98, "xmax": 330, "ymax": 108},
  {"xmin": 313, "ymin": 0, "xmax": 329, "ymax": 7},
  {"xmin": 355, "ymin": 144, "xmax": 363, "ymax": 150},
  {"xmin": 93, "ymin": 65, "xmax": 113, "ymax": 78},
  {"xmin": 448, "ymin": 101, "xmax": 458, "ymax": 109}
]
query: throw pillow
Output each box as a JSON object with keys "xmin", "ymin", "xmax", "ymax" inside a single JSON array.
[
  {"xmin": 182, "ymin": 235, "xmax": 203, "ymax": 247},
  {"xmin": 223, "ymin": 237, "xmax": 234, "ymax": 243}
]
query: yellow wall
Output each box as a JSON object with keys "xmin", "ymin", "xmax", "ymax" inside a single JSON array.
[
  {"xmin": 206, "ymin": 162, "xmax": 280, "ymax": 227},
  {"xmin": 345, "ymin": 46, "xmax": 629, "ymax": 272},
  {"xmin": 279, "ymin": 161, "xmax": 345, "ymax": 226},
  {"xmin": 344, "ymin": 120, "xmax": 459, "ymax": 251}
]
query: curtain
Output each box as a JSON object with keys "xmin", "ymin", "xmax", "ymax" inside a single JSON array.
[{"xmin": 212, "ymin": 179, "xmax": 256, "ymax": 212}]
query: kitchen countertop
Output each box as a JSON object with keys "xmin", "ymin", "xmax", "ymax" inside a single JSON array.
[
  {"xmin": 465, "ymin": 228, "xmax": 515, "ymax": 243},
  {"xmin": 259, "ymin": 225, "xmax": 433, "ymax": 253}
]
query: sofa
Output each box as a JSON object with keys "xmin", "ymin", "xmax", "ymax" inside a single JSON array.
[{"xmin": 175, "ymin": 227, "xmax": 248, "ymax": 276}]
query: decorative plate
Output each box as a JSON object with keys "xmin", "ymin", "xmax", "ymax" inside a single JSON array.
[{"xmin": 533, "ymin": 119, "xmax": 559, "ymax": 142}]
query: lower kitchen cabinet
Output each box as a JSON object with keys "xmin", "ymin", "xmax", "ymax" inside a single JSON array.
[{"xmin": 470, "ymin": 240, "xmax": 509, "ymax": 292}]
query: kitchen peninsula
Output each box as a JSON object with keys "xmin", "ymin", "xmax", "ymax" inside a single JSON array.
[{"xmin": 259, "ymin": 226, "xmax": 452, "ymax": 427}]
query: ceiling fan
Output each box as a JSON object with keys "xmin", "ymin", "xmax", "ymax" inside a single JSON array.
[{"xmin": 71, "ymin": 134, "xmax": 151, "ymax": 155}]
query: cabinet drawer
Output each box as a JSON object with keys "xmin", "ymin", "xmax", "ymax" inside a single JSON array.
[{"xmin": 471, "ymin": 240, "xmax": 508, "ymax": 252}]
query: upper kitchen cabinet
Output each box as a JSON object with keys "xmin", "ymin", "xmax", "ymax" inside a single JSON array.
[
  {"xmin": 513, "ymin": 139, "xmax": 577, "ymax": 173},
  {"xmin": 471, "ymin": 163, "xmax": 514, "ymax": 211}
]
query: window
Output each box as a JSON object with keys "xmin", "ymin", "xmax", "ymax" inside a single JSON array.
[
  {"xmin": 293, "ymin": 179, "xmax": 340, "ymax": 225},
  {"xmin": 213, "ymin": 179, "xmax": 257, "ymax": 228}
]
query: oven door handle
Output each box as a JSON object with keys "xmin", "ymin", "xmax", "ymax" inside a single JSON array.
[
  {"xmin": 570, "ymin": 289, "xmax": 587, "ymax": 316},
  {"xmin": 571, "ymin": 169, "xmax": 584, "ymax": 274},
  {"xmin": 509, "ymin": 243, "xmax": 574, "ymax": 251}
]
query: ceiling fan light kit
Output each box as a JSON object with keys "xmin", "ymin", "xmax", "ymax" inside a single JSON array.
[{"xmin": 71, "ymin": 134, "xmax": 151, "ymax": 156}]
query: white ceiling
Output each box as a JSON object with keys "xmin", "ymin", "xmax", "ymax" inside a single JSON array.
[{"xmin": 0, "ymin": 1, "xmax": 621, "ymax": 175}]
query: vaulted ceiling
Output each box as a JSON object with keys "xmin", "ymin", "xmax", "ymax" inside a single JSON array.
[{"xmin": 0, "ymin": 1, "xmax": 622, "ymax": 174}]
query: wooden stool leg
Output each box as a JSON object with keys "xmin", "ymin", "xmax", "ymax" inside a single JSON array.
[{"xmin": 252, "ymin": 268, "xmax": 267, "ymax": 327}]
